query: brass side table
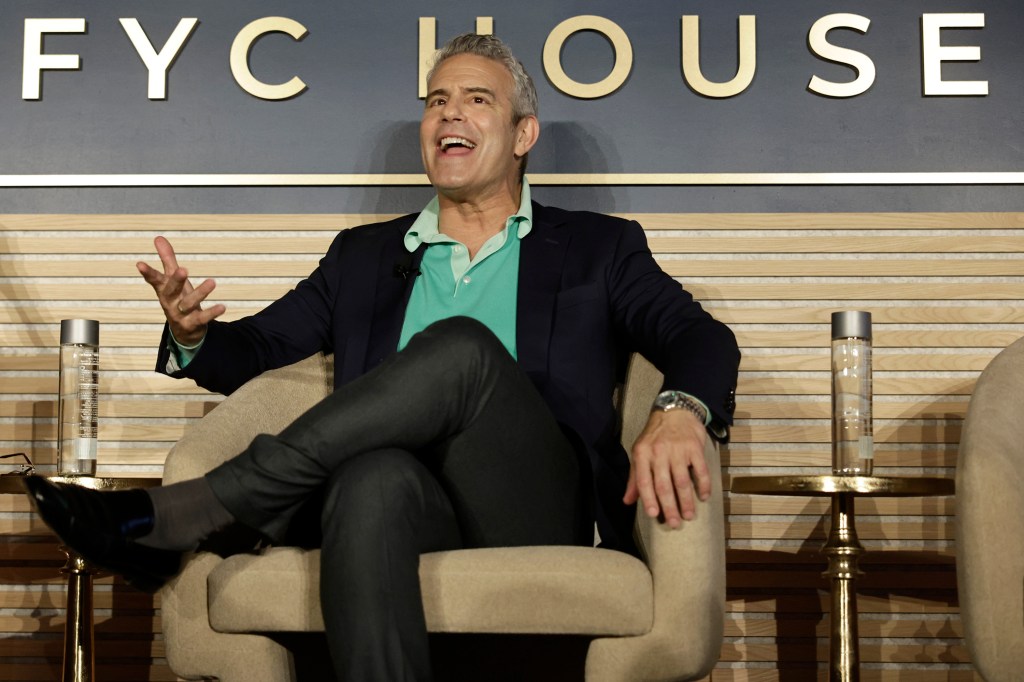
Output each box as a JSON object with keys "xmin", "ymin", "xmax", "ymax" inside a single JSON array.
[
  {"xmin": 1, "ymin": 475, "xmax": 160, "ymax": 682},
  {"xmin": 730, "ymin": 475, "xmax": 955, "ymax": 682}
]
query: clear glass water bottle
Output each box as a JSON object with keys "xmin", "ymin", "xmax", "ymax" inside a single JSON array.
[
  {"xmin": 831, "ymin": 311, "xmax": 873, "ymax": 476},
  {"xmin": 58, "ymin": 319, "xmax": 99, "ymax": 476}
]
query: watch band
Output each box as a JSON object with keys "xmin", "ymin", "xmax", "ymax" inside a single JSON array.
[{"xmin": 651, "ymin": 390, "xmax": 709, "ymax": 424}]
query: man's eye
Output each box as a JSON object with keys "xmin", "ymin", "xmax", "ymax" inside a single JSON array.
[{"xmin": 430, "ymin": 98, "xmax": 445, "ymax": 107}]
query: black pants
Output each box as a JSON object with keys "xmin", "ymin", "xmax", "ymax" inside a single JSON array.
[{"xmin": 205, "ymin": 317, "xmax": 590, "ymax": 681}]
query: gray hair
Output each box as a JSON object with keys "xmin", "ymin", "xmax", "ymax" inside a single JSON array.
[{"xmin": 427, "ymin": 33, "xmax": 539, "ymax": 125}]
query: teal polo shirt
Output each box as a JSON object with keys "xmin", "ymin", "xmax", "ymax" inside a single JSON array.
[{"xmin": 398, "ymin": 182, "xmax": 532, "ymax": 358}]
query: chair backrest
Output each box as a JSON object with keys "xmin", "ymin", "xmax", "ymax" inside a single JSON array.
[
  {"xmin": 163, "ymin": 353, "xmax": 334, "ymax": 485},
  {"xmin": 955, "ymin": 336, "xmax": 1024, "ymax": 679}
]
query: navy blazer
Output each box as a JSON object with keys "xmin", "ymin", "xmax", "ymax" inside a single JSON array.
[{"xmin": 159, "ymin": 202, "xmax": 740, "ymax": 552}]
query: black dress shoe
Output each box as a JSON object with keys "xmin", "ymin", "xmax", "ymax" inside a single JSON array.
[{"xmin": 22, "ymin": 476, "xmax": 182, "ymax": 593}]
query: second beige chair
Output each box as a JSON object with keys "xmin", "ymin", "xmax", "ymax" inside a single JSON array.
[
  {"xmin": 159, "ymin": 352, "xmax": 726, "ymax": 681},
  {"xmin": 956, "ymin": 336, "xmax": 1024, "ymax": 680}
]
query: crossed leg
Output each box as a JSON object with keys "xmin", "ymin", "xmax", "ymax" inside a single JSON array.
[{"xmin": 207, "ymin": 317, "xmax": 590, "ymax": 680}]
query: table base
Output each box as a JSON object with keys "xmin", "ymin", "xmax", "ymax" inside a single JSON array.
[
  {"xmin": 61, "ymin": 549, "xmax": 95, "ymax": 682},
  {"xmin": 823, "ymin": 494, "xmax": 863, "ymax": 682},
  {"xmin": 729, "ymin": 476, "xmax": 954, "ymax": 682}
]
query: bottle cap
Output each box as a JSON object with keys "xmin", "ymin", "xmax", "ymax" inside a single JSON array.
[
  {"xmin": 831, "ymin": 311, "xmax": 871, "ymax": 340},
  {"xmin": 60, "ymin": 319, "xmax": 99, "ymax": 345}
]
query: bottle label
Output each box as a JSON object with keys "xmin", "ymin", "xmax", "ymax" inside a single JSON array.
[{"xmin": 73, "ymin": 437, "xmax": 97, "ymax": 462}]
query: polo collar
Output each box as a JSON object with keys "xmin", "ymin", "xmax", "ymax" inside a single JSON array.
[{"xmin": 404, "ymin": 179, "xmax": 534, "ymax": 252}]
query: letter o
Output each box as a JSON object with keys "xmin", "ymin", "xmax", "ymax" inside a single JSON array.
[{"xmin": 543, "ymin": 16, "xmax": 633, "ymax": 99}]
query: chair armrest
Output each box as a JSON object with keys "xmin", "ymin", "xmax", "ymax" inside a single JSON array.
[
  {"xmin": 160, "ymin": 353, "xmax": 333, "ymax": 681},
  {"xmin": 586, "ymin": 439, "xmax": 725, "ymax": 681},
  {"xmin": 162, "ymin": 353, "xmax": 333, "ymax": 485},
  {"xmin": 586, "ymin": 353, "xmax": 726, "ymax": 681},
  {"xmin": 161, "ymin": 552, "xmax": 296, "ymax": 681}
]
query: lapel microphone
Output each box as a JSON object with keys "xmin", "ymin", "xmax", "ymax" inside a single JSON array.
[{"xmin": 393, "ymin": 256, "xmax": 422, "ymax": 281}]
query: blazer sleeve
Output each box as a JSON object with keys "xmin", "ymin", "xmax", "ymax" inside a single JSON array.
[
  {"xmin": 607, "ymin": 219, "xmax": 740, "ymax": 429},
  {"xmin": 155, "ymin": 230, "xmax": 348, "ymax": 395}
]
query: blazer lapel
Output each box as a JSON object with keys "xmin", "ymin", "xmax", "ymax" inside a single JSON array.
[
  {"xmin": 517, "ymin": 203, "xmax": 569, "ymax": 383},
  {"xmin": 364, "ymin": 225, "xmax": 426, "ymax": 371}
]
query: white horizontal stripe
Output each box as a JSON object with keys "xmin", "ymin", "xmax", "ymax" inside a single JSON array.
[{"xmin": 0, "ymin": 171, "xmax": 1023, "ymax": 187}]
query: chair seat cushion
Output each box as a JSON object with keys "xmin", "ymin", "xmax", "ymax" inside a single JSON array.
[{"xmin": 207, "ymin": 545, "xmax": 654, "ymax": 636}]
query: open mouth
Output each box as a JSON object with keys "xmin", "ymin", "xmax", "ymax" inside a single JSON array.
[{"xmin": 439, "ymin": 136, "xmax": 477, "ymax": 153}]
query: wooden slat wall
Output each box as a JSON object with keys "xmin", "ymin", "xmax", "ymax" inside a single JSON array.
[{"xmin": 3, "ymin": 211, "xmax": 1018, "ymax": 680}]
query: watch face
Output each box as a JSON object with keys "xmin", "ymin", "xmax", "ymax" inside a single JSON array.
[{"xmin": 655, "ymin": 391, "xmax": 684, "ymax": 409}]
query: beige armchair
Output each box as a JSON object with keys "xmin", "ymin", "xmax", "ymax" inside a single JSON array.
[
  {"xmin": 955, "ymin": 337, "xmax": 1024, "ymax": 680},
  {"xmin": 159, "ymin": 352, "xmax": 725, "ymax": 681}
]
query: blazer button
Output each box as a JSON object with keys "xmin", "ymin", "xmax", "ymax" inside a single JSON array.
[{"xmin": 725, "ymin": 389, "xmax": 736, "ymax": 414}]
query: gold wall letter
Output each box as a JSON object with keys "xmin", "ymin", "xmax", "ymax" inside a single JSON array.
[
  {"xmin": 543, "ymin": 16, "xmax": 632, "ymax": 99},
  {"xmin": 681, "ymin": 15, "xmax": 756, "ymax": 98},
  {"xmin": 417, "ymin": 17, "xmax": 493, "ymax": 98},
  {"xmin": 120, "ymin": 18, "xmax": 199, "ymax": 100},
  {"xmin": 807, "ymin": 14, "xmax": 875, "ymax": 98},
  {"xmin": 922, "ymin": 13, "xmax": 987, "ymax": 96},
  {"xmin": 22, "ymin": 18, "xmax": 86, "ymax": 100},
  {"xmin": 230, "ymin": 16, "xmax": 308, "ymax": 100}
]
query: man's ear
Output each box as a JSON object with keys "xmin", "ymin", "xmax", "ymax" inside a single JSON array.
[{"xmin": 514, "ymin": 115, "xmax": 540, "ymax": 157}]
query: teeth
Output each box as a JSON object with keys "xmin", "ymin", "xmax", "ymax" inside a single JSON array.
[{"xmin": 440, "ymin": 136, "xmax": 476, "ymax": 150}]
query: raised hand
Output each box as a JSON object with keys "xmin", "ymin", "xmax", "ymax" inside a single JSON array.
[{"xmin": 136, "ymin": 236, "xmax": 226, "ymax": 347}]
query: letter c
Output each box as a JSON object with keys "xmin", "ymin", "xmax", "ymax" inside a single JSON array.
[{"xmin": 230, "ymin": 17, "xmax": 308, "ymax": 100}]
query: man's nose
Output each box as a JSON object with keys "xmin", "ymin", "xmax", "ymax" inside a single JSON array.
[{"xmin": 441, "ymin": 99, "xmax": 463, "ymax": 121}]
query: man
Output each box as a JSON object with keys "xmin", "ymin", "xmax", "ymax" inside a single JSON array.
[{"xmin": 26, "ymin": 33, "xmax": 739, "ymax": 681}]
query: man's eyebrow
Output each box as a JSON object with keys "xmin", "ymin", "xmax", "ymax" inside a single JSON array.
[{"xmin": 426, "ymin": 86, "xmax": 497, "ymax": 100}]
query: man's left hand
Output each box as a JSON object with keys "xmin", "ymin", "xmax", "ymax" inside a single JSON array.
[{"xmin": 624, "ymin": 408, "xmax": 710, "ymax": 528}]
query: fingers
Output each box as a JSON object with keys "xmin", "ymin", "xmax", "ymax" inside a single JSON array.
[
  {"xmin": 627, "ymin": 410, "xmax": 710, "ymax": 528},
  {"xmin": 653, "ymin": 462, "xmax": 685, "ymax": 527},
  {"xmin": 137, "ymin": 236, "xmax": 224, "ymax": 346},
  {"xmin": 644, "ymin": 448, "xmax": 696, "ymax": 527},
  {"xmin": 690, "ymin": 447, "xmax": 713, "ymax": 502},
  {"xmin": 163, "ymin": 266, "xmax": 189, "ymax": 303},
  {"xmin": 630, "ymin": 455, "xmax": 661, "ymax": 520},
  {"xmin": 671, "ymin": 459, "xmax": 697, "ymax": 522},
  {"xmin": 167, "ymin": 283, "xmax": 224, "ymax": 347},
  {"xmin": 196, "ymin": 303, "xmax": 227, "ymax": 325},
  {"xmin": 137, "ymin": 237, "xmax": 207, "ymax": 312},
  {"xmin": 154, "ymin": 236, "xmax": 180, "ymax": 276},
  {"xmin": 137, "ymin": 237, "xmax": 188, "ymax": 296},
  {"xmin": 175, "ymin": 277, "xmax": 216, "ymax": 315},
  {"xmin": 136, "ymin": 260, "xmax": 162, "ymax": 286},
  {"xmin": 175, "ymin": 302, "xmax": 226, "ymax": 330}
]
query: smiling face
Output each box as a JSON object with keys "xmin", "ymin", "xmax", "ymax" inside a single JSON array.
[{"xmin": 420, "ymin": 53, "xmax": 539, "ymax": 207}]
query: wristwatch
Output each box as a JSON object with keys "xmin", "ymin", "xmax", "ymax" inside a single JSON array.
[{"xmin": 651, "ymin": 390, "xmax": 708, "ymax": 424}]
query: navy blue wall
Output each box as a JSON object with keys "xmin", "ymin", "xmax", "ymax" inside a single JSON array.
[{"xmin": 1, "ymin": 0, "xmax": 1020, "ymax": 213}]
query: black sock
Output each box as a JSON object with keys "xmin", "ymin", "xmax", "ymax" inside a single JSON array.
[{"xmin": 136, "ymin": 477, "xmax": 235, "ymax": 551}]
